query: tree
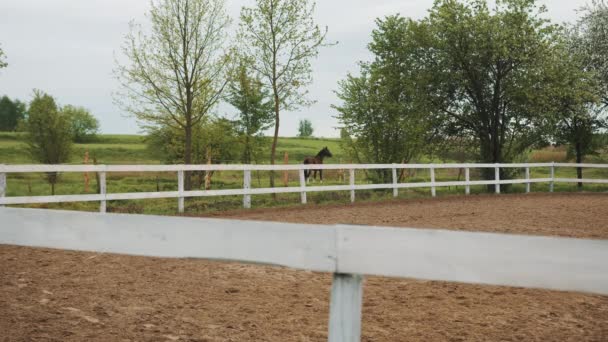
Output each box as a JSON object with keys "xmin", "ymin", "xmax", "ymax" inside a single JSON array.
[
  {"xmin": 24, "ymin": 90, "xmax": 73, "ymax": 195},
  {"xmin": 226, "ymin": 60, "xmax": 273, "ymax": 163},
  {"xmin": 576, "ymin": 0, "xmax": 608, "ymax": 107},
  {"xmin": 297, "ymin": 119, "xmax": 313, "ymax": 137},
  {"xmin": 115, "ymin": 0, "xmax": 230, "ymax": 190},
  {"xmin": 198, "ymin": 117, "xmax": 240, "ymax": 164},
  {"xmin": 334, "ymin": 16, "xmax": 438, "ymax": 182},
  {"xmin": 550, "ymin": 3, "xmax": 608, "ymax": 188},
  {"xmin": 416, "ymin": 0, "xmax": 561, "ymax": 184},
  {"xmin": 146, "ymin": 116, "xmax": 239, "ymax": 187},
  {"xmin": 0, "ymin": 44, "xmax": 7, "ymax": 70},
  {"xmin": 550, "ymin": 47, "xmax": 603, "ymax": 188},
  {"xmin": 238, "ymin": 0, "xmax": 333, "ymax": 188},
  {"xmin": 0, "ymin": 96, "xmax": 26, "ymax": 131},
  {"xmin": 62, "ymin": 105, "xmax": 100, "ymax": 142}
]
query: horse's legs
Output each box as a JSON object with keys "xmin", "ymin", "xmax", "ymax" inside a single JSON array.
[{"xmin": 320, "ymin": 169, "xmax": 323, "ymax": 183}]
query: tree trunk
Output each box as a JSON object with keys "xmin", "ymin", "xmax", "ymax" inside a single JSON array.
[
  {"xmin": 48, "ymin": 172, "xmax": 58, "ymax": 196},
  {"xmin": 479, "ymin": 136, "xmax": 498, "ymax": 192},
  {"xmin": 244, "ymin": 135, "xmax": 251, "ymax": 164},
  {"xmin": 269, "ymin": 91, "xmax": 280, "ymax": 197},
  {"xmin": 575, "ymin": 142, "xmax": 583, "ymax": 190},
  {"xmin": 184, "ymin": 123, "xmax": 192, "ymax": 190}
]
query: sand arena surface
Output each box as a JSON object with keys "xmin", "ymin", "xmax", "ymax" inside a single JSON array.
[{"xmin": 1, "ymin": 193, "xmax": 608, "ymax": 341}]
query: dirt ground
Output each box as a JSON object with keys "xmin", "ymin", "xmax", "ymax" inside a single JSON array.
[
  {"xmin": 201, "ymin": 193, "xmax": 608, "ymax": 239},
  {"xmin": 1, "ymin": 193, "xmax": 608, "ymax": 341}
]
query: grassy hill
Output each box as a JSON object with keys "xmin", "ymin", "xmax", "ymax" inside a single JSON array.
[{"xmin": 0, "ymin": 132, "xmax": 345, "ymax": 165}]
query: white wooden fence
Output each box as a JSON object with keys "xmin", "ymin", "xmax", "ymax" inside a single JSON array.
[
  {"xmin": 1, "ymin": 206, "xmax": 607, "ymax": 342},
  {"xmin": 1, "ymin": 162, "xmax": 607, "ymax": 212}
]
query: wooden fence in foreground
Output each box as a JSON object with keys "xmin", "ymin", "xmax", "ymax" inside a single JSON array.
[
  {"xmin": 1, "ymin": 207, "xmax": 607, "ymax": 341},
  {"xmin": 1, "ymin": 162, "xmax": 608, "ymax": 212}
]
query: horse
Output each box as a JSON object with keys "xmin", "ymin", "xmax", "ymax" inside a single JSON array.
[{"xmin": 303, "ymin": 147, "xmax": 332, "ymax": 183}]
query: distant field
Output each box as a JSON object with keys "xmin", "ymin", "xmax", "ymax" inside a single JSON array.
[
  {"xmin": 1, "ymin": 132, "xmax": 607, "ymax": 214},
  {"xmin": 0, "ymin": 132, "xmax": 345, "ymax": 165},
  {"xmin": 0, "ymin": 132, "xmax": 357, "ymax": 214}
]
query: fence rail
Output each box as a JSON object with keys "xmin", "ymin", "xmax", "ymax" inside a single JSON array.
[
  {"xmin": 1, "ymin": 162, "xmax": 607, "ymax": 211},
  {"xmin": 1, "ymin": 207, "xmax": 607, "ymax": 341}
]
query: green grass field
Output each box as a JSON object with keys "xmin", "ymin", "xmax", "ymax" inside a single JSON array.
[{"xmin": 1, "ymin": 132, "xmax": 607, "ymax": 214}]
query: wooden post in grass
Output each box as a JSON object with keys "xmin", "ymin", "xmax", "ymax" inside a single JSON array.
[
  {"xmin": 337, "ymin": 159, "xmax": 345, "ymax": 183},
  {"xmin": 283, "ymin": 152, "xmax": 289, "ymax": 187},
  {"xmin": 204, "ymin": 149, "xmax": 212, "ymax": 190},
  {"xmin": 83, "ymin": 151, "xmax": 90, "ymax": 193},
  {"xmin": 93, "ymin": 158, "xmax": 100, "ymax": 194},
  {"xmin": 0, "ymin": 165, "xmax": 6, "ymax": 207}
]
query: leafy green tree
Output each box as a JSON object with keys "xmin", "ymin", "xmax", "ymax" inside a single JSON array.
[
  {"xmin": 238, "ymin": 0, "xmax": 333, "ymax": 188},
  {"xmin": 551, "ymin": 48, "xmax": 603, "ymax": 188},
  {"xmin": 146, "ymin": 116, "xmax": 239, "ymax": 188},
  {"xmin": 297, "ymin": 119, "xmax": 313, "ymax": 137},
  {"xmin": 24, "ymin": 90, "xmax": 73, "ymax": 195},
  {"xmin": 226, "ymin": 60, "xmax": 273, "ymax": 163},
  {"xmin": 550, "ymin": 3, "xmax": 608, "ymax": 187},
  {"xmin": 576, "ymin": 0, "xmax": 608, "ymax": 107},
  {"xmin": 334, "ymin": 16, "xmax": 438, "ymax": 181},
  {"xmin": 146, "ymin": 117, "xmax": 239, "ymax": 163},
  {"xmin": 0, "ymin": 96, "xmax": 27, "ymax": 131},
  {"xmin": 415, "ymin": 0, "xmax": 562, "ymax": 184},
  {"xmin": 198, "ymin": 118, "xmax": 240, "ymax": 164},
  {"xmin": 62, "ymin": 105, "xmax": 100, "ymax": 142},
  {"xmin": 115, "ymin": 0, "xmax": 230, "ymax": 189}
]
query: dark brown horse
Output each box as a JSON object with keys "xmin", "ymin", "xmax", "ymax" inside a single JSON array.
[{"xmin": 303, "ymin": 147, "xmax": 332, "ymax": 183}]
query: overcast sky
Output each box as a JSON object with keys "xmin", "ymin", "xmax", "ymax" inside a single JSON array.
[{"xmin": 0, "ymin": 0, "xmax": 591, "ymax": 137}]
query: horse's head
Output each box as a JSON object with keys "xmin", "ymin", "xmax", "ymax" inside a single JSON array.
[{"xmin": 320, "ymin": 146, "xmax": 333, "ymax": 158}]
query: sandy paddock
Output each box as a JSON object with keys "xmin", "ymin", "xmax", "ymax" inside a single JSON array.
[{"xmin": 1, "ymin": 193, "xmax": 608, "ymax": 341}]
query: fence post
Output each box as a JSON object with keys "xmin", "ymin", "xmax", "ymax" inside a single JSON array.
[
  {"xmin": 299, "ymin": 169, "xmax": 307, "ymax": 204},
  {"xmin": 391, "ymin": 165, "xmax": 398, "ymax": 198},
  {"xmin": 283, "ymin": 152, "xmax": 289, "ymax": 187},
  {"xmin": 99, "ymin": 169, "xmax": 106, "ymax": 213},
  {"xmin": 243, "ymin": 169, "xmax": 251, "ymax": 209},
  {"xmin": 430, "ymin": 167, "xmax": 436, "ymax": 197},
  {"xmin": 349, "ymin": 169, "xmax": 355, "ymax": 203},
  {"xmin": 177, "ymin": 170, "xmax": 185, "ymax": 213},
  {"xmin": 465, "ymin": 167, "xmax": 470, "ymax": 195},
  {"xmin": 550, "ymin": 162, "xmax": 555, "ymax": 193},
  {"xmin": 494, "ymin": 165, "xmax": 500, "ymax": 194},
  {"xmin": 525, "ymin": 167, "xmax": 531, "ymax": 193},
  {"xmin": 0, "ymin": 165, "xmax": 6, "ymax": 207},
  {"xmin": 328, "ymin": 273, "xmax": 363, "ymax": 342}
]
